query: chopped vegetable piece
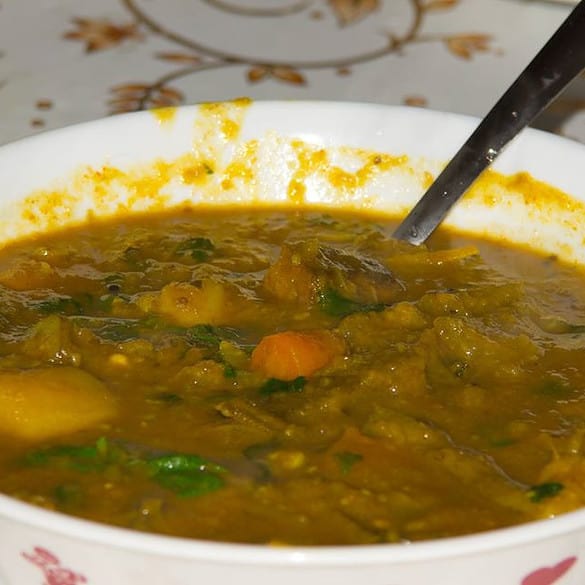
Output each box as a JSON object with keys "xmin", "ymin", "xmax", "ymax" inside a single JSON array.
[
  {"xmin": 260, "ymin": 376, "xmax": 306, "ymax": 396},
  {"xmin": 154, "ymin": 280, "xmax": 239, "ymax": 327},
  {"xmin": 262, "ymin": 244, "xmax": 317, "ymax": 304},
  {"xmin": 147, "ymin": 392, "xmax": 184, "ymax": 405},
  {"xmin": 175, "ymin": 237, "xmax": 215, "ymax": 262},
  {"xmin": 26, "ymin": 443, "xmax": 105, "ymax": 470},
  {"xmin": 0, "ymin": 367, "xmax": 117, "ymax": 441},
  {"xmin": 26, "ymin": 440, "xmax": 227, "ymax": 499},
  {"xmin": 318, "ymin": 289, "xmax": 384, "ymax": 317},
  {"xmin": 25, "ymin": 438, "xmax": 120, "ymax": 471},
  {"xmin": 35, "ymin": 296, "xmax": 84, "ymax": 315},
  {"xmin": 223, "ymin": 363, "xmax": 237, "ymax": 379},
  {"xmin": 528, "ymin": 482, "xmax": 565, "ymax": 503},
  {"xmin": 335, "ymin": 451, "xmax": 363, "ymax": 475},
  {"xmin": 251, "ymin": 330, "xmax": 344, "ymax": 380},
  {"xmin": 148, "ymin": 454, "xmax": 226, "ymax": 497},
  {"xmin": 148, "ymin": 453, "xmax": 225, "ymax": 475},
  {"xmin": 186, "ymin": 324, "xmax": 241, "ymax": 349}
]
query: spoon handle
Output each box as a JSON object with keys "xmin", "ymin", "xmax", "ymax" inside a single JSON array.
[{"xmin": 393, "ymin": 0, "xmax": 585, "ymax": 245}]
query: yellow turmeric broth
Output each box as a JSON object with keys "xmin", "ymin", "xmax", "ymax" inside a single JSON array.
[{"xmin": 1, "ymin": 206, "xmax": 585, "ymax": 545}]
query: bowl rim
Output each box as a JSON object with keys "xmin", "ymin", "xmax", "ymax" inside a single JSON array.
[
  {"xmin": 4, "ymin": 98, "xmax": 585, "ymax": 164},
  {"xmin": 3, "ymin": 98, "xmax": 585, "ymax": 208},
  {"xmin": 2, "ymin": 100, "xmax": 585, "ymax": 565},
  {"xmin": 2, "ymin": 491, "xmax": 585, "ymax": 565}
]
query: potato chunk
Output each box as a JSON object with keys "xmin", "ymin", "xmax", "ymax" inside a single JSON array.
[
  {"xmin": 141, "ymin": 280, "xmax": 242, "ymax": 327},
  {"xmin": 0, "ymin": 367, "xmax": 117, "ymax": 441},
  {"xmin": 158, "ymin": 281, "xmax": 227, "ymax": 327},
  {"xmin": 0, "ymin": 259, "xmax": 57, "ymax": 290}
]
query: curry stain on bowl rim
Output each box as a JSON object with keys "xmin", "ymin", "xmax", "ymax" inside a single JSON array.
[{"xmin": 2, "ymin": 99, "xmax": 585, "ymax": 270}]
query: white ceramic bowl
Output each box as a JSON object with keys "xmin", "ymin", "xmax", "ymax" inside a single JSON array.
[{"xmin": 1, "ymin": 101, "xmax": 585, "ymax": 585}]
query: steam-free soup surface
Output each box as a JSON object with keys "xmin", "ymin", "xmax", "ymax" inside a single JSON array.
[{"xmin": 1, "ymin": 207, "xmax": 585, "ymax": 545}]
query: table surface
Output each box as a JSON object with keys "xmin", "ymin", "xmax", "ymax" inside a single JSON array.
[{"xmin": 1, "ymin": 0, "xmax": 584, "ymax": 147}]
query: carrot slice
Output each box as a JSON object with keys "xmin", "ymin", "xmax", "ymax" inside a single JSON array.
[{"xmin": 251, "ymin": 330, "xmax": 344, "ymax": 381}]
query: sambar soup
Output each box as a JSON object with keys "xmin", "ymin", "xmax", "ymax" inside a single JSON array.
[{"xmin": 1, "ymin": 205, "xmax": 585, "ymax": 545}]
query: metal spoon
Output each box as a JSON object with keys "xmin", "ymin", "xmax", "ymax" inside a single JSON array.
[{"xmin": 393, "ymin": 0, "xmax": 585, "ymax": 246}]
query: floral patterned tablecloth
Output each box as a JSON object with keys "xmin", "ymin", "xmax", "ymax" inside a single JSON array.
[{"xmin": 0, "ymin": 0, "xmax": 584, "ymax": 146}]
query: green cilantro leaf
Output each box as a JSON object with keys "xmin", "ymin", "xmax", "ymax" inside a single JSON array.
[
  {"xmin": 335, "ymin": 451, "xmax": 363, "ymax": 475},
  {"xmin": 175, "ymin": 237, "xmax": 215, "ymax": 262},
  {"xmin": 260, "ymin": 376, "xmax": 306, "ymax": 396},
  {"xmin": 528, "ymin": 482, "xmax": 564, "ymax": 503},
  {"xmin": 147, "ymin": 454, "xmax": 226, "ymax": 497},
  {"xmin": 318, "ymin": 289, "xmax": 384, "ymax": 317}
]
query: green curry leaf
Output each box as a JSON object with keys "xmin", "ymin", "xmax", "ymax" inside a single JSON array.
[
  {"xmin": 146, "ymin": 391, "xmax": 184, "ymax": 405},
  {"xmin": 528, "ymin": 482, "xmax": 564, "ymax": 503},
  {"xmin": 260, "ymin": 376, "xmax": 306, "ymax": 396},
  {"xmin": 186, "ymin": 324, "xmax": 223, "ymax": 347},
  {"xmin": 335, "ymin": 451, "xmax": 363, "ymax": 475},
  {"xmin": 186, "ymin": 324, "xmax": 242, "ymax": 350},
  {"xmin": 223, "ymin": 363, "xmax": 237, "ymax": 379},
  {"xmin": 147, "ymin": 454, "xmax": 226, "ymax": 497},
  {"xmin": 318, "ymin": 289, "xmax": 384, "ymax": 317},
  {"xmin": 25, "ymin": 440, "xmax": 227, "ymax": 499},
  {"xmin": 35, "ymin": 296, "xmax": 84, "ymax": 315},
  {"xmin": 25, "ymin": 439, "xmax": 115, "ymax": 472},
  {"xmin": 176, "ymin": 237, "xmax": 215, "ymax": 262},
  {"xmin": 148, "ymin": 454, "xmax": 225, "ymax": 475}
]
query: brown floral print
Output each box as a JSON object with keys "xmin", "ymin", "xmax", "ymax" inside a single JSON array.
[
  {"xmin": 247, "ymin": 66, "xmax": 307, "ymax": 86},
  {"xmin": 109, "ymin": 83, "xmax": 184, "ymax": 113},
  {"xmin": 55, "ymin": 0, "xmax": 503, "ymax": 114},
  {"xmin": 445, "ymin": 33, "xmax": 492, "ymax": 60},
  {"xmin": 85, "ymin": 0, "xmax": 497, "ymax": 114},
  {"xmin": 328, "ymin": 0, "xmax": 380, "ymax": 26},
  {"xmin": 64, "ymin": 17, "xmax": 142, "ymax": 52}
]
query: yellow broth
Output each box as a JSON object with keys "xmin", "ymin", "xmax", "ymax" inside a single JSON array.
[{"xmin": 1, "ymin": 207, "xmax": 585, "ymax": 545}]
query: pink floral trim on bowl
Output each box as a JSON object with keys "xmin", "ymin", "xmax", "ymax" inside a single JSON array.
[
  {"xmin": 21, "ymin": 547, "xmax": 88, "ymax": 585},
  {"xmin": 18, "ymin": 544, "xmax": 577, "ymax": 585},
  {"xmin": 521, "ymin": 556, "xmax": 577, "ymax": 585}
]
